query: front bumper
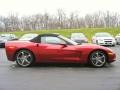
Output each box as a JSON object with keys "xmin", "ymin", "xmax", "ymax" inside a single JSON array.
[
  {"xmin": 108, "ymin": 52, "xmax": 116, "ymax": 63},
  {"xmin": 98, "ymin": 41, "xmax": 116, "ymax": 46},
  {"xmin": 116, "ymin": 40, "xmax": 120, "ymax": 45}
]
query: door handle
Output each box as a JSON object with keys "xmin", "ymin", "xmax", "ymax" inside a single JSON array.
[{"xmin": 36, "ymin": 44, "xmax": 39, "ymax": 47}]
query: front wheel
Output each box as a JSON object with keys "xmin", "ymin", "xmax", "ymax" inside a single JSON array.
[
  {"xmin": 96, "ymin": 40, "xmax": 99, "ymax": 45},
  {"xmin": 89, "ymin": 50, "xmax": 107, "ymax": 67},
  {"xmin": 112, "ymin": 44, "xmax": 115, "ymax": 47},
  {"xmin": 15, "ymin": 49, "xmax": 34, "ymax": 67}
]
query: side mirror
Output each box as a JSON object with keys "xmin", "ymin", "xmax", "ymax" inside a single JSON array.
[
  {"xmin": 77, "ymin": 42, "xmax": 82, "ymax": 45},
  {"xmin": 12, "ymin": 38, "xmax": 19, "ymax": 40},
  {"xmin": 60, "ymin": 43, "xmax": 67, "ymax": 47}
]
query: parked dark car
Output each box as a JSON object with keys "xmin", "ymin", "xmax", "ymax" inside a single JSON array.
[
  {"xmin": 0, "ymin": 34, "xmax": 17, "ymax": 48},
  {"xmin": 71, "ymin": 33, "xmax": 88, "ymax": 44}
]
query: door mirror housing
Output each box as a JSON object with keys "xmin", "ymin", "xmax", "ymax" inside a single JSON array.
[{"xmin": 60, "ymin": 43, "xmax": 67, "ymax": 47}]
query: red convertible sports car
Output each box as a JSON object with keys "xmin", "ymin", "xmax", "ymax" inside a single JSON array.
[{"xmin": 5, "ymin": 34, "xmax": 116, "ymax": 67}]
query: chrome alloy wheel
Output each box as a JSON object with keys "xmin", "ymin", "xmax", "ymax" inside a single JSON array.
[
  {"xmin": 90, "ymin": 51, "xmax": 107, "ymax": 67},
  {"xmin": 16, "ymin": 50, "xmax": 34, "ymax": 67}
]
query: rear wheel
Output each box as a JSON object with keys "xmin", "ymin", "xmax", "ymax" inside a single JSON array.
[
  {"xmin": 15, "ymin": 49, "xmax": 34, "ymax": 67},
  {"xmin": 89, "ymin": 50, "xmax": 107, "ymax": 67}
]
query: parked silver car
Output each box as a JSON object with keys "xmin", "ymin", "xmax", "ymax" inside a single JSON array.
[
  {"xmin": 92, "ymin": 32, "xmax": 116, "ymax": 46},
  {"xmin": 19, "ymin": 33, "xmax": 38, "ymax": 41},
  {"xmin": 115, "ymin": 33, "xmax": 120, "ymax": 45},
  {"xmin": 71, "ymin": 33, "xmax": 88, "ymax": 44}
]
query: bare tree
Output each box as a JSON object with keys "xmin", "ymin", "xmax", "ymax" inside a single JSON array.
[
  {"xmin": 57, "ymin": 9, "xmax": 67, "ymax": 29},
  {"xmin": 0, "ymin": 10, "xmax": 120, "ymax": 32}
]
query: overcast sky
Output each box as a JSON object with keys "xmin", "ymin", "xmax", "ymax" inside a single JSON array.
[{"xmin": 0, "ymin": 0, "xmax": 119, "ymax": 16}]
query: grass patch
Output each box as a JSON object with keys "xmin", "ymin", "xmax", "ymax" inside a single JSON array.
[{"xmin": 0, "ymin": 28, "xmax": 120, "ymax": 42}]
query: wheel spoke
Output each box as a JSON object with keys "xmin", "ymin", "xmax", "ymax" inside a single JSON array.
[
  {"xmin": 99, "ymin": 55, "xmax": 105, "ymax": 59},
  {"xmin": 26, "ymin": 54, "xmax": 31, "ymax": 58},
  {"xmin": 17, "ymin": 57, "xmax": 22, "ymax": 60},
  {"xmin": 26, "ymin": 60, "xmax": 31, "ymax": 64},
  {"xmin": 96, "ymin": 52, "xmax": 99, "ymax": 57},
  {"xmin": 21, "ymin": 59, "xmax": 25, "ymax": 65},
  {"xmin": 95, "ymin": 60, "xmax": 99, "ymax": 65},
  {"xmin": 17, "ymin": 57, "xmax": 23, "ymax": 63},
  {"xmin": 25, "ymin": 59, "xmax": 31, "ymax": 64},
  {"xmin": 21, "ymin": 51, "xmax": 25, "ymax": 55},
  {"xmin": 92, "ymin": 57, "xmax": 96, "ymax": 60}
]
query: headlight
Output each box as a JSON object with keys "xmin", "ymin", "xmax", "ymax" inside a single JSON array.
[
  {"xmin": 112, "ymin": 39, "xmax": 116, "ymax": 43},
  {"xmin": 98, "ymin": 39, "xmax": 103, "ymax": 41}
]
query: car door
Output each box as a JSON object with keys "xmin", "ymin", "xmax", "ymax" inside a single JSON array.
[
  {"xmin": 37, "ymin": 36, "xmax": 65, "ymax": 62},
  {"xmin": 37, "ymin": 35, "xmax": 80, "ymax": 63},
  {"xmin": 58, "ymin": 45, "xmax": 81, "ymax": 62}
]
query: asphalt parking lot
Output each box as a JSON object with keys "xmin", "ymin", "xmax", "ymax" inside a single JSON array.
[{"xmin": 0, "ymin": 46, "xmax": 120, "ymax": 90}]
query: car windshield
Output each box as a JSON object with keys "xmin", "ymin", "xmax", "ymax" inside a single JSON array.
[
  {"xmin": 95, "ymin": 33, "xmax": 112, "ymax": 37},
  {"xmin": 19, "ymin": 34, "xmax": 38, "ymax": 40},
  {"xmin": 0, "ymin": 36, "xmax": 9, "ymax": 40},
  {"xmin": 71, "ymin": 33, "xmax": 85, "ymax": 38},
  {"xmin": 0, "ymin": 34, "xmax": 15, "ymax": 40},
  {"xmin": 117, "ymin": 34, "xmax": 120, "ymax": 36},
  {"xmin": 59, "ymin": 35, "xmax": 78, "ymax": 45}
]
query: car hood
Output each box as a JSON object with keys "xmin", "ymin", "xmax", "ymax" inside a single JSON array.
[
  {"xmin": 72, "ymin": 37, "xmax": 86, "ymax": 40},
  {"xmin": 96, "ymin": 37, "xmax": 114, "ymax": 40},
  {"xmin": 0, "ymin": 38, "xmax": 7, "ymax": 42},
  {"xmin": 74, "ymin": 43, "xmax": 111, "ymax": 51},
  {"xmin": 116, "ymin": 36, "xmax": 120, "ymax": 38}
]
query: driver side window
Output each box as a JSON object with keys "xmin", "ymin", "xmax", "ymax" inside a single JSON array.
[{"xmin": 41, "ymin": 36, "xmax": 66, "ymax": 44}]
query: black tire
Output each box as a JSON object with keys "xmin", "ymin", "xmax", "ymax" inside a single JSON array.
[
  {"xmin": 112, "ymin": 44, "xmax": 116, "ymax": 47},
  {"xmin": 15, "ymin": 49, "xmax": 34, "ymax": 67},
  {"xmin": 96, "ymin": 40, "xmax": 99, "ymax": 45},
  {"xmin": 89, "ymin": 50, "xmax": 107, "ymax": 68}
]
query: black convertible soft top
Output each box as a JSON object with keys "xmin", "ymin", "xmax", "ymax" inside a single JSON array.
[
  {"xmin": 30, "ymin": 33, "xmax": 59, "ymax": 43},
  {"xmin": 39, "ymin": 33, "xmax": 59, "ymax": 37}
]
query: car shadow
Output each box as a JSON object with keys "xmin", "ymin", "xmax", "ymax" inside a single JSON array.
[{"xmin": 10, "ymin": 62, "xmax": 115, "ymax": 69}]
